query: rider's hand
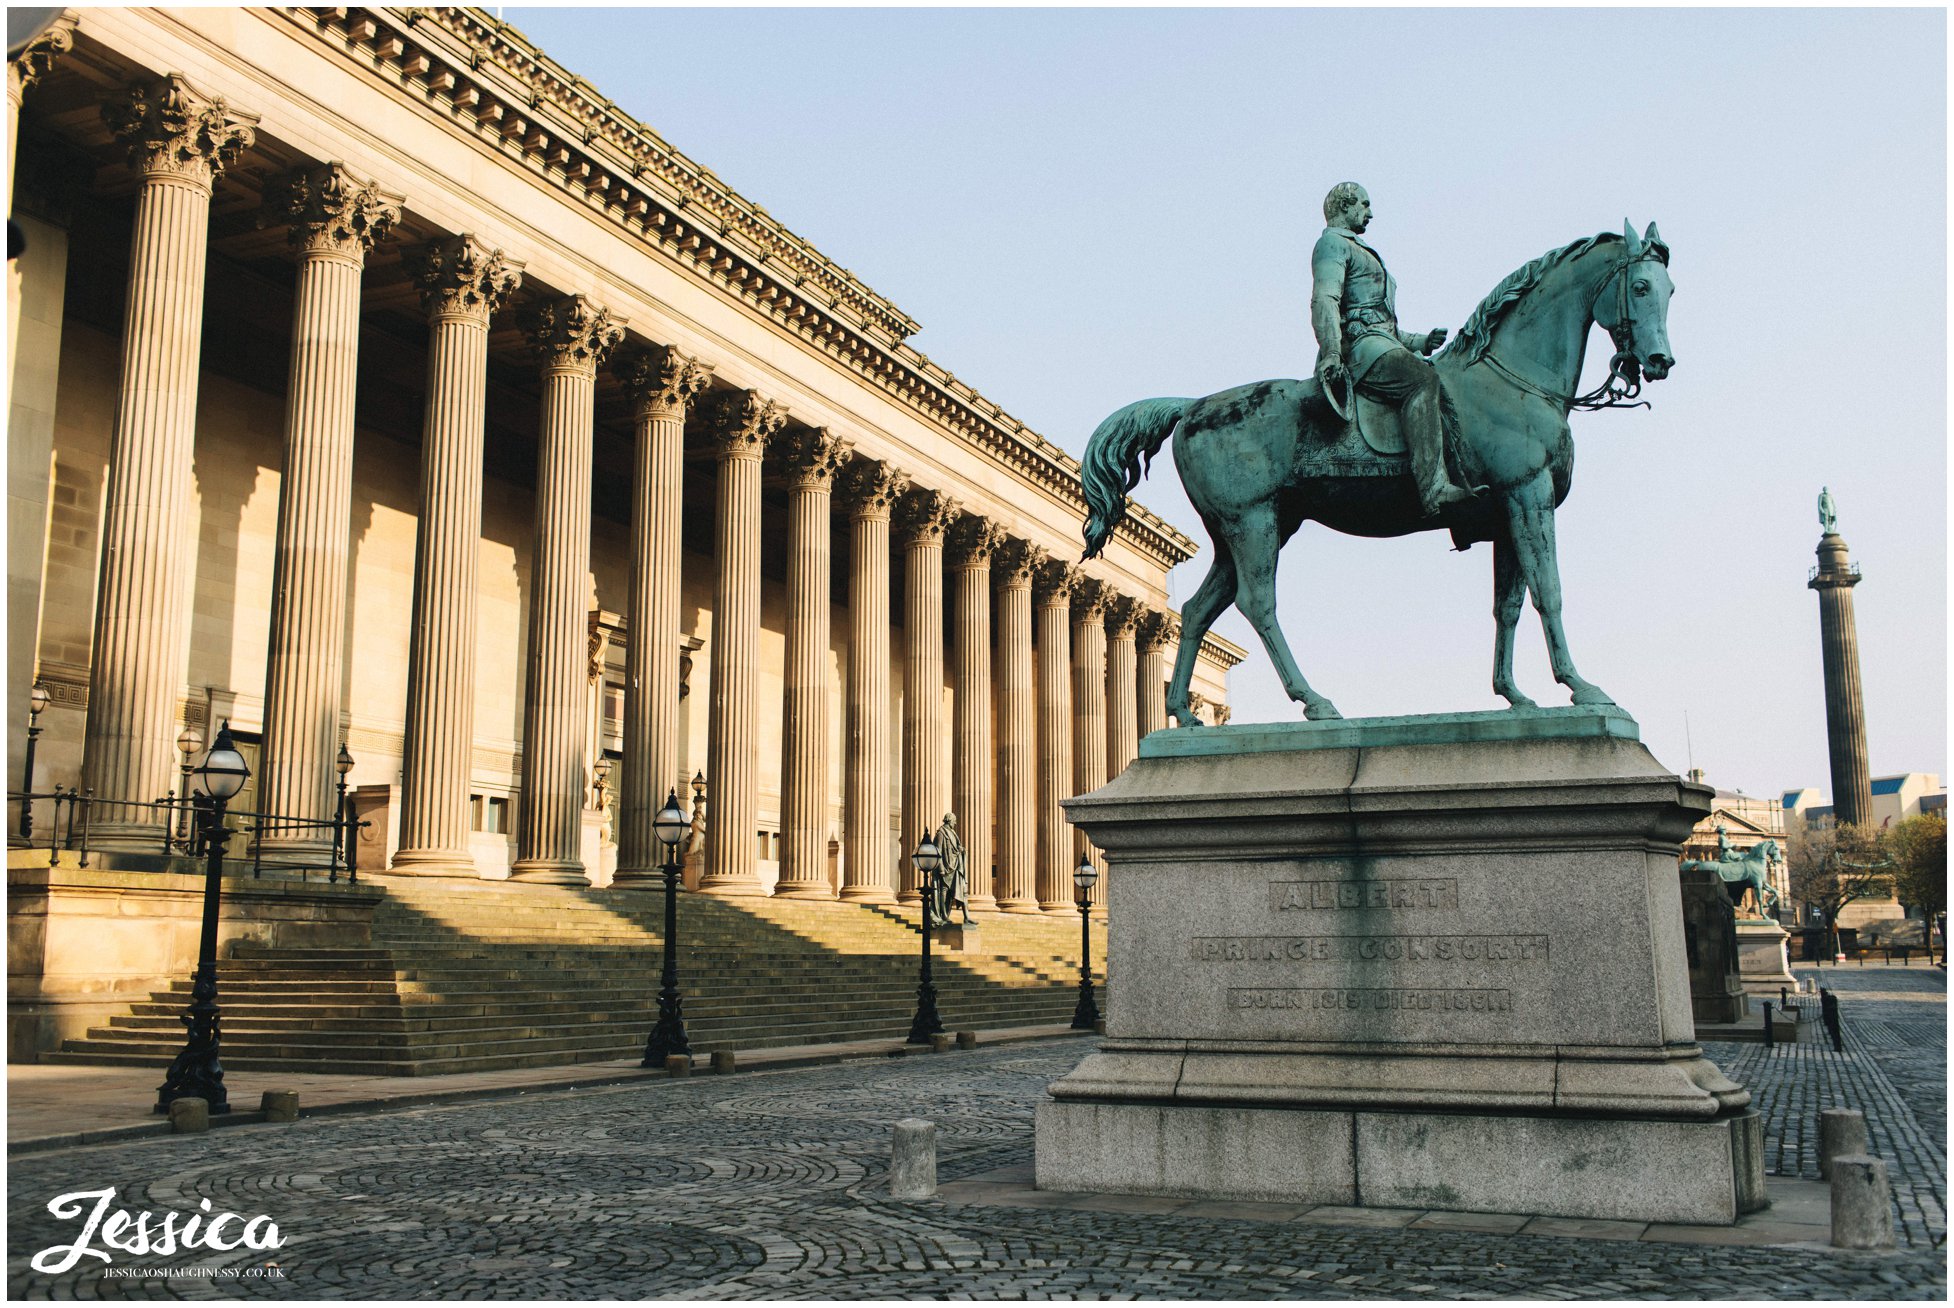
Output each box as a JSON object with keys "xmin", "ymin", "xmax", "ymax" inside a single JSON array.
[
  {"xmin": 1319, "ymin": 358, "xmax": 1347, "ymax": 390},
  {"xmin": 1423, "ymin": 328, "xmax": 1448, "ymax": 355}
]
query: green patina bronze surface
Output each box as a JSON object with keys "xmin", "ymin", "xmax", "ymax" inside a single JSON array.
[
  {"xmin": 1082, "ymin": 185, "xmax": 1676, "ymax": 728},
  {"xmin": 1818, "ymin": 486, "xmax": 1838, "ymax": 535},
  {"xmin": 1137, "ymin": 704, "xmax": 1639, "ymax": 759},
  {"xmin": 1680, "ymin": 827, "xmax": 1783, "ymax": 919}
]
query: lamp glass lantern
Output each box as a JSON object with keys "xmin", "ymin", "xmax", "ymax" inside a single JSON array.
[
  {"xmin": 912, "ymin": 832, "xmax": 941, "ymax": 876},
  {"xmin": 335, "ymin": 743, "xmax": 354, "ymax": 778},
  {"xmin": 654, "ymin": 791, "xmax": 690, "ymax": 849},
  {"xmin": 195, "ymin": 722, "xmax": 250, "ymax": 802},
  {"xmin": 1073, "ymin": 855, "xmax": 1099, "ymax": 899},
  {"xmin": 28, "ymin": 681, "xmax": 50, "ymax": 720}
]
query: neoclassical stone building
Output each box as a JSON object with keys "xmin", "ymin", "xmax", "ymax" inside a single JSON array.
[{"xmin": 8, "ymin": 7, "xmax": 1238, "ymax": 916}]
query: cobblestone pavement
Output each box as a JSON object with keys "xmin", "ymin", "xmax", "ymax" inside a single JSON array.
[
  {"xmin": 1705, "ymin": 963, "xmax": 1947, "ymax": 1252},
  {"xmin": 10, "ymin": 1034, "xmax": 1946, "ymax": 1302}
]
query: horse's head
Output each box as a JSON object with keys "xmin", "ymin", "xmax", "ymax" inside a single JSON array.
[{"xmin": 1599, "ymin": 221, "xmax": 1675, "ymax": 381}]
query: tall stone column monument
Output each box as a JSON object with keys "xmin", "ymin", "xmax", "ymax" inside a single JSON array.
[{"xmin": 1808, "ymin": 487, "xmax": 1871, "ymax": 828}]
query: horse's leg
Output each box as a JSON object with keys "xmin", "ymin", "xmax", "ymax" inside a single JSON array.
[
  {"xmin": 1491, "ymin": 534, "xmax": 1536, "ymax": 709},
  {"xmin": 1503, "ymin": 475, "xmax": 1614, "ymax": 707},
  {"xmin": 1166, "ymin": 543, "xmax": 1236, "ymax": 728},
  {"xmin": 1230, "ymin": 506, "xmax": 1341, "ymax": 721}
]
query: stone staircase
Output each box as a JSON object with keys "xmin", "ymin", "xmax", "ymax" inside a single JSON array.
[{"xmin": 47, "ymin": 877, "xmax": 1104, "ymax": 1075}]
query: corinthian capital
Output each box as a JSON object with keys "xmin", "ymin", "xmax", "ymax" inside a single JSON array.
[
  {"xmin": 1071, "ymin": 577, "xmax": 1111, "ymax": 624},
  {"xmin": 776, "ymin": 427, "xmax": 854, "ymax": 490},
  {"xmin": 614, "ymin": 343, "xmax": 712, "ymax": 419},
  {"xmin": 1137, "ymin": 609, "xmax": 1180, "ymax": 650},
  {"xmin": 9, "ymin": 19, "xmax": 75, "ymax": 103},
  {"xmin": 947, "ymin": 515, "xmax": 1007, "ymax": 569},
  {"xmin": 894, "ymin": 487, "xmax": 962, "ymax": 548},
  {"xmin": 707, "ymin": 388, "xmax": 786, "ymax": 458},
  {"xmin": 104, "ymin": 74, "xmax": 258, "ymax": 187},
  {"xmin": 522, "ymin": 294, "xmax": 626, "ymax": 376},
  {"xmin": 1033, "ymin": 557, "xmax": 1084, "ymax": 604},
  {"xmin": 1105, "ymin": 593, "xmax": 1142, "ymax": 638},
  {"xmin": 837, "ymin": 458, "xmax": 910, "ymax": 520},
  {"xmin": 269, "ymin": 163, "xmax": 403, "ymax": 259},
  {"xmin": 410, "ymin": 235, "xmax": 523, "ymax": 324},
  {"xmin": 992, "ymin": 538, "xmax": 1048, "ymax": 590}
]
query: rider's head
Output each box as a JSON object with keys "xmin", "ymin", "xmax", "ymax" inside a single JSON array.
[{"xmin": 1324, "ymin": 182, "xmax": 1371, "ymax": 232}]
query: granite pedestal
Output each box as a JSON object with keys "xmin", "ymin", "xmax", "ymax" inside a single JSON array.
[
  {"xmin": 1736, "ymin": 918, "xmax": 1798, "ymax": 995},
  {"xmin": 1038, "ymin": 707, "xmax": 1762, "ymax": 1225}
]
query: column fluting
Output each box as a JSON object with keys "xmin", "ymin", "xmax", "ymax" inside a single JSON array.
[
  {"xmin": 1035, "ymin": 559, "xmax": 1082, "ymax": 913},
  {"xmin": 393, "ymin": 237, "xmax": 523, "ymax": 875},
  {"xmin": 82, "ymin": 77, "xmax": 257, "ymax": 846},
  {"xmin": 611, "ymin": 344, "xmax": 711, "ymax": 886},
  {"xmin": 698, "ymin": 389, "xmax": 786, "ymax": 896},
  {"xmin": 1136, "ymin": 610, "xmax": 1178, "ymax": 740},
  {"xmin": 1106, "ymin": 596, "xmax": 1141, "ymax": 779},
  {"xmin": 992, "ymin": 540, "xmax": 1044, "ymax": 914},
  {"xmin": 1071, "ymin": 580, "xmax": 1110, "ymax": 873},
  {"xmin": 257, "ymin": 165, "xmax": 401, "ymax": 864},
  {"xmin": 1810, "ymin": 532, "xmax": 1873, "ymax": 828},
  {"xmin": 774, "ymin": 427, "xmax": 853, "ymax": 898},
  {"xmin": 511, "ymin": 295, "xmax": 625, "ymax": 885},
  {"xmin": 895, "ymin": 487, "xmax": 960, "ymax": 902},
  {"xmin": 948, "ymin": 516, "xmax": 1005, "ymax": 914},
  {"xmin": 838, "ymin": 460, "xmax": 909, "ymax": 903}
]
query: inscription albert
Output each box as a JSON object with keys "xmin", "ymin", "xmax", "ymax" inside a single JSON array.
[
  {"xmin": 1271, "ymin": 878, "xmax": 1458, "ymax": 911},
  {"xmin": 1191, "ymin": 934, "xmax": 1549, "ymax": 963}
]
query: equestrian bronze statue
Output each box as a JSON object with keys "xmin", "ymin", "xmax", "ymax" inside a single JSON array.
[{"xmin": 1082, "ymin": 186, "xmax": 1675, "ymax": 725}]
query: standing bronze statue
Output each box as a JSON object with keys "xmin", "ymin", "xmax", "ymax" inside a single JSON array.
[{"xmin": 1082, "ymin": 193, "xmax": 1675, "ymax": 724}]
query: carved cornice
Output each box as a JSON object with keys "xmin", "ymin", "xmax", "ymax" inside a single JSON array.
[
  {"xmin": 837, "ymin": 458, "xmax": 910, "ymax": 520},
  {"xmin": 1033, "ymin": 558, "xmax": 1084, "ymax": 605},
  {"xmin": 9, "ymin": 17, "xmax": 76, "ymax": 103},
  {"xmin": 275, "ymin": 6, "xmax": 1195, "ymax": 571},
  {"xmin": 1199, "ymin": 632, "xmax": 1246, "ymax": 670},
  {"xmin": 894, "ymin": 488, "xmax": 962, "ymax": 548},
  {"xmin": 992, "ymin": 539, "xmax": 1048, "ymax": 590},
  {"xmin": 269, "ymin": 162, "xmax": 403, "ymax": 258},
  {"xmin": 1104, "ymin": 594, "xmax": 1141, "ymax": 639},
  {"xmin": 410, "ymin": 233, "xmax": 523, "ymax": 322},
  {"xmin": 776, "ymin": 427, "xmax": 853, "ymax": 491},
  {"xmin": 707, "ymin": 388, "xmax": 786, "ymax": 458},
  {"xmin": 103, "ymin": 73, "xmax": 258, "ymax": 187},
  {"xmin": 521, "ymin": 293, "xmax": 625, "ymax": 375},
  {"xmin": 614, "ymin": 343, "xmax": 711, "ymax": 419},
  {"xmin": 946, "ymin": 515, "xmax": 1007, "ymax": 570}
]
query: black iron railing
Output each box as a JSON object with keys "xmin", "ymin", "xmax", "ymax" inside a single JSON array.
[{"xmin": 6, "ymin": 789, "xmax": 368, "ymax": 882}]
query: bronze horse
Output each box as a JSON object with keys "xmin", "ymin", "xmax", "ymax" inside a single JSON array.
[{"xmin": 1082, "ymin": 222, "xmax": 1675, "ymax": 725}]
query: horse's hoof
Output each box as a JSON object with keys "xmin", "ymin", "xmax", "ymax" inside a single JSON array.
[
  {"xmin": 1499, "ymin": 691, "xmax": 1539, "ymax": 711},
  {"xmin": 1303, "ymin": 700, "xmax": 1343, "ymax": 721},
  {"xmin": 1567, "ymin": 684, "xmax": 1616, "ymax": 707}
]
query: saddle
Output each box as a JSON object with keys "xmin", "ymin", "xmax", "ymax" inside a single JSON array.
[{"xmin": 1306, "ymin": 373, "xmax": 1455, "ymax": 462}]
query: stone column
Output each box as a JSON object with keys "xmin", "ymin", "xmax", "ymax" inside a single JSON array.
[
  {"xmin": 1034, "ymin": 557, "xmax": 1082, "ymax": 913},
  {"xmin": 7, "ymin": 21, "xmax": 73, "ymax": 384},
  {"xmin": 838, "ymin": 459, "xmax": 909, "ymax": 903},
  {"xmin": 256, "ymin": 166, "xmax": 401, "ymax": 864},
  {"xmin": 82, "ymin": 77, "xmax": 256, "ymax": 845},
  {"xmin": 510, "ymin": 296, "xmax": 624, "ymax": 885},
  {"xmin": 698, "ymin": 389, "xmax": 786, "ymax": 896},
  {"xmin": 1105, "ymin": 595, "xmax": 1141, "ymax": 778},
  {"xmin": 948, "ymin": 516, "xmax": 1006, "ymax": 914},
  {"xmin": 895, "ymin": 487, "xmax": 961, "ymax": 902},
  {"xmin": 1071, "ymin": 579, "xmax": 1110, "ymax": 869},
  {"xmin": 1136, "ymin": 610, "xmax": 1178, "ymax": 739},
  {"xmin": 392, "ymin": 237, "xmax": 522, "ymax": 875},
  {"xmin": 1810, "ymin": 529, "xmax": 1872, "ymax": 828},
  {"xmin": 610, "ymin": 344, "xmax": 710, "ymax": 886},
  {"xmin": 774, "ymin": 427, "xmax": 853, "ymax": 898},
  {"xmin": 992, "ymin": 540, "xmax": 1045, "ymax": 914}
]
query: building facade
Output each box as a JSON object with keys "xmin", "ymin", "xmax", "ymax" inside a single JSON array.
[{"xmin": 8, "ymin": 7, "xmax": 1240, "ymax": 912}]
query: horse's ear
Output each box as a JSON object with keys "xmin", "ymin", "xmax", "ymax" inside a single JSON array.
[
  {"xmin": 1622, "ymin": 219, "xmax": 1642, "ymax": 256},
  {"xmin": 1643, "ymin": 220, "xmax": 1670, "ymax": 263}
]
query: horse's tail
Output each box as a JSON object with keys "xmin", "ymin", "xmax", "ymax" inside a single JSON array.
[{"xmin": 1080, "ymin": 397, "xmax": 1191, "ymax": 559}]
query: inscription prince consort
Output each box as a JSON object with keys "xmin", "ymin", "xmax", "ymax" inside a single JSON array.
[
  {"xmin": 1190, "ymin": 934, "xmax": 1549, "ymax": 963},
  {"xmin": 1272, "ymin": 878, "xmax": 1458, "ymax": 911}
]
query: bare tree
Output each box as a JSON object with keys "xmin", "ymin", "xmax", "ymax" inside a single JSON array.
[{"xmin": 1786, "ymin": 820, "xmax": 1889, "ymax": 957}]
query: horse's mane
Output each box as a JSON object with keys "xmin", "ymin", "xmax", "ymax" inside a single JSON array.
[{"xmin": 1439, "ymin": 232, "xmax": 1620, "ymax": 367}]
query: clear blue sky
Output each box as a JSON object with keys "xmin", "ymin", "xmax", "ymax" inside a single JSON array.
[{"xmin": 507, "ymin": 5, "xmax": 1946, "ymax": 802}]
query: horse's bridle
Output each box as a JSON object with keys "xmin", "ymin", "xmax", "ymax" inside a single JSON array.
[{"xmin": 1480, "ymin": 247, "xmax": 1666, "ymax": 412}]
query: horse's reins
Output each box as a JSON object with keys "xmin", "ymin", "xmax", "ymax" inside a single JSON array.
[{"xmin": 1479, "ymin": 249, "xmax": 1664, "ymax": 412}]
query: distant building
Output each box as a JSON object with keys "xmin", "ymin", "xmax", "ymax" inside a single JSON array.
[{"xmin": 1783, "ymin": 773, "xmax": 1946, "ymax": 831}]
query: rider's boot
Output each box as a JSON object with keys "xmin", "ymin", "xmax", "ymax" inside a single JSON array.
[{"xmin": 1405, "ymin": 380, "xmax": 1476, "ymax": 515}]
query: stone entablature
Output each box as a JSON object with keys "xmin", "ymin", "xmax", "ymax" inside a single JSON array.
[{"xmin": 271, "ymin": 5, "xmax": 1192, "ymax": 574}]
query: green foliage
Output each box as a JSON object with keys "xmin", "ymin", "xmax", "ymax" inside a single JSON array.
[{"xmin": 1883, "ymin": 813, "xmax": 1947, "ymax": 918}]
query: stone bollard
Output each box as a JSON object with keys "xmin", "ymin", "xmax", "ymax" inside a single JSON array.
[
  {"xmin": 1818, "ymin": 1108, "xmax": 1868, "ymax": 1180},
  {"xmin": 955, "ymin": 1031, "xmax": 977, "ymax": 1050},
  {"xmin": 929, "ymin": 1033, "xmax": 954, "ymax": 1053},
  {"xmin": 710, "ymin": 1051, "xmax": 737, "ymax": 1076},
  {"xmin": 890, "ymin": 1118, "xmax": 937, "ymax": 1199},
  {"xmin": 167, "ymin": 1098, "xmax": 210, "ymax": 1133},
  {"xmin": 260, "ymin": 1091, "xmax": 300, "ymax": 1123},
  {"xmin": 1829, "ymin": 1155, "xmax": 1896, "ymax": 1249},
  {"xmin": 665, "ymin": 1054, "xmax": 691, "ymax": 1078}
]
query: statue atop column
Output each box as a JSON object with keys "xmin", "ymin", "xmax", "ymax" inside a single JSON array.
[{"xmin": 1818, "ymin": 486, "xmax": 1838, "ymax": 535}]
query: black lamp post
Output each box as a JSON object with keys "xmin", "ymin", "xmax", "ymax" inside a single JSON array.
[
  {"xmin": 641, "ymin": 789, "xmax": 694, "ymax": 1066},
  {"xmin": 17, "ymin": 681, "xmax": 49, "ymax": 842},
  {"xmin": 332, "ymin": 743, "xmax": 354, "ymax": 874},
  {"xmin": 156, "ymin": 719, "xmax": 249, "ymax": 1115},
  {"xmin": 1071, "ymin": 854, "xmax": 1102, "ymax": 1030},
  {"xmin": 906, "ymin": 829, "xmax": 945, "ymax": 1045},
  {"xmin": 173, "ymin": 725, "xmax": 202, "ymax": 851}
]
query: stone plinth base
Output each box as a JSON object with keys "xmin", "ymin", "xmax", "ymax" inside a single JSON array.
[
  {"xmin": 1736, "ymin": 919, "xmax": 1796, "ymax": 993},
  {"xmin": 939, "ymin": 922, "xmax": 982, "ymax": 953},
  {"xmin": 1045, "ymin": 707, "xmax": 1757, "ymax": 1225},
  {"xmin": 1037, "ymin": 1100, "xmax": 1763, "ymax": 1226}
]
